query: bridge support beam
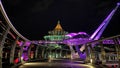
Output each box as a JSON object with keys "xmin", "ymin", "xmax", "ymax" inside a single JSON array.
[
  {"xmin": 48, "ymin": 49, "xmax": 52, "ymax": 58},
  {"xmin": 55, "ymin": 49, "xmax": 57, "ymax": 58},
  {"xmin": 85, "ymin": 44, "xmax": 96, "ymax": 64},
  {"xmin": 19, "ymin": 42, "xmax": 26, "ymax": 63},
  {"xmin": 28, "ymin": 44, "xmax": 32, "ymax": 61},
  {"xmin": 75, "ymin": 45, "xmax": 84, "ymax": 59},
  {"xmin": 10, "ymin": 36, "xmax": 19, "ymax": 64},
  {"xmin": 42, "ymin": 47, "xmax": 45, "ymax": 59},
  {"xmin": 113, "ymin": 38, "xmax": 120, "ymax": 68},
  {"xmin": 45, "ymin": 48, "xmax": 49, "ymax": 59},
  {"xmin": 35, "ymin": 45, "xmax": 39, "ymax": 59},
  {"xmin": 0, "ymin": 26, "xmax": 10, "ymax": 68},
  {"xmin": 69, "ymin": 46, "xmax": 75, "ymax": 59},
  {"xmin": 85, "ymin": 45, "xmax": 90, "ymax": 63},
  {"xmin": 60, "ymin": 49, "xmax": 62, "ymax": 58},
  {"xmin": 88, "ymin": 44, "xmax": 96, "ymax": 64},
  {"xmin": 65, "ymin": 50, "xmax": 68, "ymax": 58},
  {"xmin": 100, "ymin": 42, "xmax": 106, "ymax": 65}
]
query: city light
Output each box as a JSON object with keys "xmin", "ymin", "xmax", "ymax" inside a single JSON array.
[{"xmin": 90, "ymin": 59, "xmax": 93, "ymax": 64}]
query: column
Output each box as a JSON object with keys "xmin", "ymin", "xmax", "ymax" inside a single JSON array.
[
  {"xmin": 100, "ymin": 42, "xmax": 106, "ymax": 64},
  {"xmin": 60, "ymin": 49, "xmax": 62, "ymax": 58},
  {"xmin": 65, "ymin": 50, "xmax": 68, "ymax": 58},
  {"xmin": 55, "ymin": 49, "xmax": 57, "ymax": 58},
  {"xmin": 85, "ymin": 45, "xmax": 90, "ymax": 63},
  {"xmin": 19, "ymin": 41, "xmax": 26, "ymax": 63},
  {"xmin": 0, "ymin": 26, "xmax": 10, "ymax": 68},
  {"xmin": 113, "ymin": 38, "xmax": 120, "ymax": 68},
  {"xmin": 28, "ymin": 44, "xmax": 32, "ymax": 61},
  {"xmin": 10, "ymin": 36, "xmax": 19, "ymax": 64},
  {"xmin": 75, "ymin": 45, "xmax": 81, "ymax": 58},
  {"xmin": 115, "ymin": 55, "xmax": 117, "ymax": 61},
  {"xmin": 108, "ymin": 55, "xmax": 111, "ymax": 61},
  {"xmin": 49, "ymin": 49, "xmax": 52, "ymax": 58},
  {"xmin": 69, "ymin": 45, "xmax": 75, "ymax": 59},
  {"xmin": 41, "ymin": 47, "xmax": 45, "ymax": 59},
  {"xmin": 35, "ymin": 45, "xmax": 39, "ymax": 59},
  {"xmin": 89, "ymin": 44, "xmax": 96, "ymax": 64},
  {"xmin": 45, "ymin": 48, "xmax": 49, "ymax": 59}
]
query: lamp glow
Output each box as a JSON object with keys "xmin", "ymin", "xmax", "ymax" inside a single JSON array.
[{"xmin": 90, "ymin": 59, "xmax": 93, "ymax": 63}]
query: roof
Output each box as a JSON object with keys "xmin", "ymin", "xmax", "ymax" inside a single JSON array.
[
  {"xmin": 54, "ymin": 20, "xmax": 63, "ymax": 31},
  {"xmin": 48, "ymin": 20, "xmax": 68, "ymax": 35}
]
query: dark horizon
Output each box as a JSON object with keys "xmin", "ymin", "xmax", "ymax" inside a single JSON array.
[{"xmin": 1, "ymin": 0, "xmax": 120, "ymax": 40}]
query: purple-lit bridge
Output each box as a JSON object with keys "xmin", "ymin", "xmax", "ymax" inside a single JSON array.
[
  {"xmin": 32, "ymin": 37, "xmax": 120, "ymax": 45},
  {"xmin": 0, "ymin": 0, "xmax": 120, "ymax": 68}
]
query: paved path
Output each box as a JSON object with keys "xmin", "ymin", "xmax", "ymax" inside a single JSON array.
[
  {"xmin": 17, "ymin": 59, "xmax": 94, "ymax": 68},
  {"xmin": 6, "ymin": 58, "xmax": 117, "ymax": 68},
  {"xmin": 18, "ymin": 62, "xmax": 94, "ymax": 68}
]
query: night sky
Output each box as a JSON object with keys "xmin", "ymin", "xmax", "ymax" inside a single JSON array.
[{"xmin": 1, "ymin": 0, "xmax": 120, "ymax": 40}]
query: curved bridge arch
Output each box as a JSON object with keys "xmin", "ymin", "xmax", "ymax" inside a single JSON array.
[{"xmin": 0, "ymin": 1, "xmax": 32, "ymax": 68}]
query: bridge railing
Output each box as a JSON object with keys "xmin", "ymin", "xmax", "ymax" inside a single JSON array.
[
  {"xmin": 0, "ymin": 1, "xmax": 32, "ymax": 68},
  {"xmin": 84, "ymin": 35, "xmax": 120, "ymax": 67}
]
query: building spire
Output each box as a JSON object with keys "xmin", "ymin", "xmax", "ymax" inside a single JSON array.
[
  {"xmin": 54, "ymin": 20, "xmax": 63, "ymax": 30},
  {"xmin": 48, "ymin": 20, "xmax": 68, "ymax": 35}
]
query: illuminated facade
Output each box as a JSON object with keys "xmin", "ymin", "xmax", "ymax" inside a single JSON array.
[
  {"xmin": 43, "ymin": 21, "xmax": 69, "ymax": 58},
  {"xmin": 44, "ymin": 20, "xmax": 69, "ymax": 48},
  {"xmin": 44, "ymin": 20, "xmax": 68, "ymax": 41}
]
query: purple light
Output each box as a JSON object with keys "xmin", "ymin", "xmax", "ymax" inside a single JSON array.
[
  {"xmin": 80, "ymin": 52, "xmax": 86, "ymax": 60},
  {"xmin": 25, "ymin": 41, "xmax": 31, "ymax": 46},
  {"xmin": 66, "ymin": 33, "xmax": 77, "ymax": 38},
  {"xmin": 89, "ymin": 23, "xmax": 105, "ymax": 40},
  {"xmin": 118, "ymin": 39, "xmax": 120, "ymax": 44},
  {"xmin": 22, "ymin": 53, "xmax": 28, "ymax": 61},
  {"xmin": 63, "ymin": 38, "xmax": 90, "ymax": 45},
  {"xmin": 19, "ymin": 41, "xmax": 23, "ymax": 46},
  {"xmin": 78, "ymin": 32, "xmax": 87, "ymax": 35},
  {"xmin": 66, "ymin": 32, "xmax": 89, "ymax": 38},
  {"xmin": 23, "ymin": 46, "xmax": 28, "ymax": 50},
  {"xmin": 102, "ymin": 40, "xmax": 114, "ymax": 44},
  {"xmin": 117, "ymin": 2, "xmax": 120, "ymax": 5}
]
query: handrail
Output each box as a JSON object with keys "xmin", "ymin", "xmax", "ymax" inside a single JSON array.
[
  {"xmin": 87, "ymin": 34, "xmax": 120, "ymax": 45},
  {"xmin": 0, "ymin": 1, "xmax": 30, "ymax": 41}
]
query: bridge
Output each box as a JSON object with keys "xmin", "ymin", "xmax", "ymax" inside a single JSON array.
[
  {"xmin": 0, "ymin": 0, "xmax": 120, "ymax": 68},
  {"xmin": 32, "ymin": 37, "xmax": 120, "ymax": 45}
]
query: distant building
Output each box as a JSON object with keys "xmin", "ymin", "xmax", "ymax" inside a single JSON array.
[
  {"xmin": 44, "ymin": 20, "xmax": 69, "ymax": 41},
  {"xmin": 43, "ymin": 20, "xmax": 69, "ymax": 58}
]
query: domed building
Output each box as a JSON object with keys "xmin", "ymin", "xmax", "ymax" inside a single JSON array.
[
  {"xmin": 43, "ymin": 20, "xmax": 69, "ymax": 58},
  {"xmin": 44, "ymin": 20, "xmax": 68, "ymax": 41}
]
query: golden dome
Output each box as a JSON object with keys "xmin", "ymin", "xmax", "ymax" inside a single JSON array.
[{"xmin": 54, "ymin": 20, "xmax": 63, "ymax": 31}]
